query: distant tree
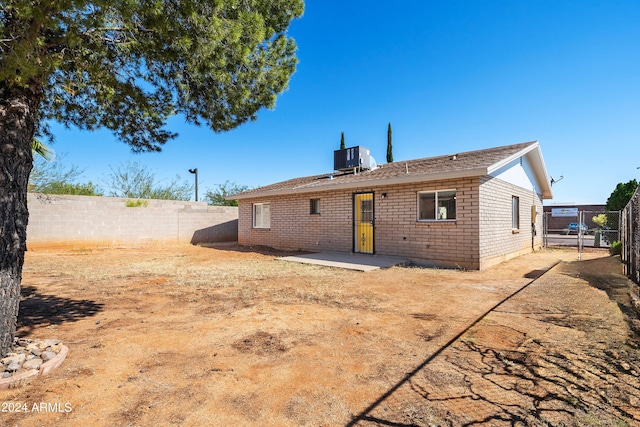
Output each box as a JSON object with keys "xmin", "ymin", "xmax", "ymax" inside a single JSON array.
[
  {"xmin": 592, "ymin": 214, "xmax": 607, "ymax": 228},
  {"xmin": 205, "ymin": 181, "xmax": 251, "ymax": 206},
  {"xmin": 38, "ymin": 181, "xmax": 102, "ymax": 196},
  {"xmin": 340, "ymin": 132, "xmax": 346, "ymax": 150},
  {"xmin": 605, "ymin": 179, "xmax": 638, "ymax": 211},
  {"xmin": 386, "ymin": 122, "xmax": 393, "ymax": 163},
  {"xmin": 104, "ymin": 161, "xmax": 193, "ymax": 200},
  {"xmin": 29, "ymin": 155, "xmax": 103, "ymax": 196},
  {"xmin": 0, "ymin": 0, "xmax": 303, "ymax": 357}
]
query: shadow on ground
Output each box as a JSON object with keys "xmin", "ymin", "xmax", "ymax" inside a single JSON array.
[
  {"xmin": 346, "ymin": 255, "xmax": 640, "ymax": 426},
  {"xmin": 197, "ymin": 242, "xmax": 310, "ymax": 257},
  {"xmin": 17, "ymin": 285, "xmax": 104, "ymax": 336},
  {"xmin": 574, "ymin": 255, "xmax": 640, "ymax": 338}
]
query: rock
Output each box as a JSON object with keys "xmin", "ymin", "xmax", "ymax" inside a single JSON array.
[
  {"xmin": 1, "ymin": 338, "xmax": 67, "ymax": 380},
  {"xmin": 2, "ymin": 353, "xmax": 26, "ymax": 366},
  {"xmin": 1, "ymin": 354, "xmax": 15, "ymax": 364},
  {"xmin": 23, "ymin": 359, "xmax": 43, "ymax": 370},
  {"xmin": 41, "ymin": 351, "xmax": 58, "ymax": 362},
  {"xmin": 7, "ymin": 362, "xmax": 22, "ymax": 372},
  {"xmin": 49, "ymin": 343, "xmax": 63, "ymax": 353}
]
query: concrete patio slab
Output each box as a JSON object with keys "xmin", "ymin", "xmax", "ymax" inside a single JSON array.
[{"xmin": 277, "ymin": 252, "xmax": 408, "ymax": 272}]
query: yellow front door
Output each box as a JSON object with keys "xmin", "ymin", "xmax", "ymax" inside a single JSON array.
[{"xmin": 354, "ymin": 193, "xmax": 374, "ymax": 254}]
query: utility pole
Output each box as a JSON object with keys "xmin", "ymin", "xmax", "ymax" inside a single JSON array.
[{"xmin": 188, "ymin": 168, "xmax": 198, "ymax": 201}]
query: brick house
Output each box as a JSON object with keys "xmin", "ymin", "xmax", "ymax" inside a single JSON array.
[{"xmin": 229, "ymin": 141, "xmax": 553, "ymax": 270}]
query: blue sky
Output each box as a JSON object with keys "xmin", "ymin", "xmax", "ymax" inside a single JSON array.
[{"xmin": 45, "ymin": 1, "xmax": 639, "ymax": 205}]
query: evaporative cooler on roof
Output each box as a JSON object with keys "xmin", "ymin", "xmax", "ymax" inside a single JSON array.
[{"xmin": 334, "ymin": 146, "xmax": 375, "ymax": 171}]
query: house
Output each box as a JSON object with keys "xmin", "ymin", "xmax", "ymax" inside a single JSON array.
[{"xmin": 228, "ymin": 141, "xmax": 553, "ymax": 270}]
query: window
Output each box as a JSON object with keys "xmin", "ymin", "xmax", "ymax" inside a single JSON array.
[
  {"xmin": 512, "ymin": 196, "xmax": 520, "ymax": 230},
  {"xmin": 360, "ymin": 199, "xmax": 373, "ymax": 222},
  {"xmin": 253, "ymin": 203, "xmax": 270, "ymax": 228},
  {"xmin": 310, "ymin": 199, "xmax": 320, "ymax": 215},
  {"xmin": 418, "ymin": 190, "xmax": 456, "ymax": 221}
]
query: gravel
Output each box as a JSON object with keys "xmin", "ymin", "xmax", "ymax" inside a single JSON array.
[{"xmin": 1, "ymin": 337, "xmax": 64, "ymax": 377}]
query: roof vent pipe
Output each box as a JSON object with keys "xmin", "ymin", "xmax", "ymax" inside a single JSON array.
[{"xmin": 405, "ymin": 163, "xmax": 409, "ymax": 174}]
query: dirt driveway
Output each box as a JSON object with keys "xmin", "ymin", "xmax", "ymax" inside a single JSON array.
[{"xmin": 1, "ymin": 244, "xmax": 639, "ymax": 426}]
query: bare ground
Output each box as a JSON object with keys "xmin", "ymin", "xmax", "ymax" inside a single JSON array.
[{"xmin": 1, "ymin": 244, "xmax": 638, "ymax": 426}]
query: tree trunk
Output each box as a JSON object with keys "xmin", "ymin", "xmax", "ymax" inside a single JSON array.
[{"xmin": 0, "ymin": 83, "xmax": 39, "ymax": 357}]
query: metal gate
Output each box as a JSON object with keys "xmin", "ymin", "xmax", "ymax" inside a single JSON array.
[
  {"xmin": 543, "ymin": 210, "xmax": 621, "ymax": 256},
  {"xmin": 353, "ymin": 192, "xmax": 374, "ymax": 254}
]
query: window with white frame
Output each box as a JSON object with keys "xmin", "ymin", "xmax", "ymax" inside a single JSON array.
[
  {"xmin": 253, "ymin": 203, "xmax": 270, "ymax": 228},
  {"xmin": 512, "ymin": 196, "xmax": 520, "ymax": 230},
  {"xmin": 418, "ymin": 190, "xmax": 456, "ymax": 221}
]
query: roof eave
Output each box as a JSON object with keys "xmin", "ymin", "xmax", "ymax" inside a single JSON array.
[{"xmin": 229, "ymin": 167, "xmax": 489, "ymax": 200}]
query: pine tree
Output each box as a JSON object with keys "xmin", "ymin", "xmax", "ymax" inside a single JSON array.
[
  {"xmin": 0, "ymin": 0, "xmax": 303, "ymax": 357},
  {"xmin": 340, "ymin": 132, "xmax": 346, "ymax": 150},
  {"xmin": 386, "ymin": 123, "xmax": 394, "ymax": 163}
]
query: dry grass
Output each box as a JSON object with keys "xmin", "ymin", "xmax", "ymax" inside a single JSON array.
[{"xmin": 8, "ymin": 244, "xmax": 637, "ymax": 426}]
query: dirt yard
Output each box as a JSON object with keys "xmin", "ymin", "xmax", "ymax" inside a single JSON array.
[{"xmin": 1, "ymin": 244, "xmax": 639, "ymax": 426}]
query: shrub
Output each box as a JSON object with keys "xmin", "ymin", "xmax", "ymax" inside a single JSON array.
[
  {"xmin": 125, "ymin": 199, "xmax": 149, "ymax": 208},
  {"xmin": 610, "ymin": 241, "xmax": 622, "ymax": 256}
]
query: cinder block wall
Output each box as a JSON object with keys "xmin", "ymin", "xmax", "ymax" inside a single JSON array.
[
  {"xmin": 27, "ymin": 193, "xmax": 238, "ymax": 248},
  {"xmin": 478, "ymin": 176, "xmax": 544, "ymax": 269},
  {"xmin": 238, "ymin": 177, "xmax": 483, "ymax": 269}
]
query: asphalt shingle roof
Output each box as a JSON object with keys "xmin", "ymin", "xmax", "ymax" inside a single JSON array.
[{"xmin": 231, "ymin": 141, "xmax": 548, "ymax": 199}]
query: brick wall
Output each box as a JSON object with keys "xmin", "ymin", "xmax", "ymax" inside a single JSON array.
[
  {"xmin": 238, "ymin": 177, "xmax": 483, "ymax": 269},
  {"xmin": 478, "ymin": 176, "xmax": 544, "ymax": 269},
  {"xmin": 238, "ymin": 175, "xmax": 544, "ymax": 270},
  {"xmin": 27, "ymin": 193, "xmax": 238, "ymax": 248}
]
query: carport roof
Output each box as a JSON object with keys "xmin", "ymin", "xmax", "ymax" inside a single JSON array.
[{"xmin": 229, "ymin": 141, "xmax": 553, "ymax": 200}]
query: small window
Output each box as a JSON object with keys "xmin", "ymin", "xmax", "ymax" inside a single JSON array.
[
  {"xmin": 512, "ymin": 196, "xmax": 520, "ymax": 230},
  {"xmin": 418, "ymin": 190, "xmax": 456, "ymax": 221},
  {"xmin": 253, "ymin": 203, "xmax": 270, "ymax": 228},
  {"xmin": 310, "ymin": 199, "xmax": 320, "ymax": 215}
]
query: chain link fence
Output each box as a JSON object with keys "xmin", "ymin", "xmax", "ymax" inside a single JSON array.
[
  {"xmin": 543, "ymin": 210, "xmax": 620, "ymax": 251},
  {"xmin": 622, "ymin": 187, "xmax": 640, "ymax": 286}
]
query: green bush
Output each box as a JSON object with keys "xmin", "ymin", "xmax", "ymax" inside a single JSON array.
[
  {"xmin": 125, "ymin": 199, "xmax": 148, "ymax": 208},
  {"xmin": 610, "ymin": 241, "xmax": 622, "ymax": 256}
]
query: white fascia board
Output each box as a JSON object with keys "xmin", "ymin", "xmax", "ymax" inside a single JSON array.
[
  {"xmin": 528, "ymin": 153, "xmax": 553, "ymax": 199},
  {"xmin": 231, "ymin": 167, "xmax": 489, "ymax": 200}
]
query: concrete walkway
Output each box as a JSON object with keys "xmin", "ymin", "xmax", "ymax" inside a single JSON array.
[{"xmin": 277, "ymin": 251, "xmax": 408, "ymax": 272}]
